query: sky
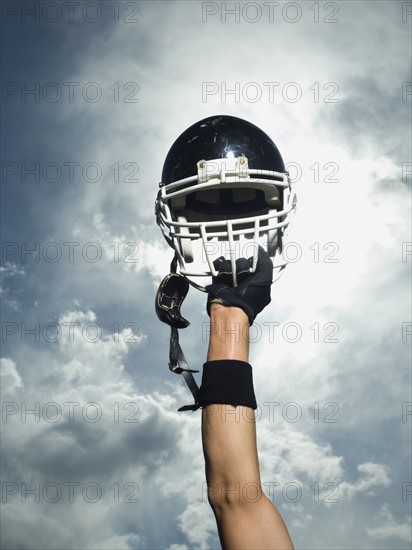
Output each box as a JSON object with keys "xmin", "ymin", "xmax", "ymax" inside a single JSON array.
[{"xmin": 1, "ymin": 1, "xmax": 411, "ymax": 549}]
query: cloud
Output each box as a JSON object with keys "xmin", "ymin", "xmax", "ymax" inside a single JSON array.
[
  {"xmin": 366, "ymin": 503, "xmax": 412, "ymax": 543},
  {"xmin": 0, "ymin": 307, "xmax": 198, "ymax": 549},
  {"xmin": 0, "ymin": 357, "xmax": 23, "ymax": 395},
  {"xmin": 340, "ymin": 463, "xmax": 392, "ymax": 498},
  {"xmin": 2, "ymin": 1, "xmax": 411, "ymax": 549}
]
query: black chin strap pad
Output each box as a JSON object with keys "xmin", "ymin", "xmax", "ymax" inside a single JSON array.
[
  {"xmin": 197, "ymin": 360, "xmax": 257, "ymax": 410},
  {"xmin": 155, "ymin": 273, "xmax": 190, "ymax": 329}
]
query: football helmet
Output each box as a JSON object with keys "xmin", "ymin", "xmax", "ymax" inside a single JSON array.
[{"xmin": 155, "ymin": 115, "xmax": 297, "ymax": 290}]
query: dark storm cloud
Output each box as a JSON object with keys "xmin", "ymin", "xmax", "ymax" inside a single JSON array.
[
  {"xmin": 319, "ymin": 75, "xmax": 411, "ymax": 168},
  {"xmin": 2, "ymin": 404, "xmax": 181, "ymax": 482}
]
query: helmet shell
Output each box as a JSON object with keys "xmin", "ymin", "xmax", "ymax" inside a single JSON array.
[{"xmin": 161, "ymin": 115, "xmax": 285, "ymax": 184}]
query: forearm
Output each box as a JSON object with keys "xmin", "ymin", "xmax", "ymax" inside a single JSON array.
[{"xmin": 207, "ymin": 303, "xmax": 250, "ymax": 362}]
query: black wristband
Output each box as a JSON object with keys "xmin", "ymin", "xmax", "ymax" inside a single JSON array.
[{"xmin": 197, "ymin": 360, "xmax": 257, "ymax": 410}]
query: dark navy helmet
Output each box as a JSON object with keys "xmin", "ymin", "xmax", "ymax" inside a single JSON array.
[{"xmin": 155, "ymin": 115, "xmax": 297, "ymax": 290}]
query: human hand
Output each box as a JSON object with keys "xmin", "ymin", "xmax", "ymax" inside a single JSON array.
[{"xmin": 205, "ymin": 246, "xmax": 273, "ymax": 325}]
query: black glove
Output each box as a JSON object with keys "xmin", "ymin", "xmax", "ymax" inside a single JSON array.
[{"xmin": 205, "ymin": 246, "xmax": 273, "ymax": 325}]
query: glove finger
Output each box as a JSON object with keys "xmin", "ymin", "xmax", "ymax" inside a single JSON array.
[
  {"xmin": 214, "ymin": 257, "xmax": 252, "ymax": 286},
  {"xmin": 215, "ymin": 257, "xmax": 251, "ymax": 275},
  {"xmin": 235, "ymin": 257, "xmax": 252, "ymax": 274},
  {"xmin": 217, "ymin": 259, "xmax": 233, "ymax": 275},
  {"xmin": 211, "ymin": 259, "xmax": 232, "ymax": 285},
  {"xmin": 235, "ymin": 257, "xmax": 252, "ymax": 283},
  {"xmin": 212, "ymin": 256, "xmax": 225, "ymax": 270},
  {"xmin": 234, "ymin": 246, "xmax": 273, "ymax": 294},
  {"xmin": 250, "ymin": 246, "xmax": 273, "ymax": 282}
]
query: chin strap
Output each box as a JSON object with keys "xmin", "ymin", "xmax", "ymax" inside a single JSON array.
[
  {"xmin": 155, "ymin": 255, "xmax": 201, "ymax": 412},
  {"xmin": 169, "ymin": 326, "xmax": 201, "ymax": 412}
]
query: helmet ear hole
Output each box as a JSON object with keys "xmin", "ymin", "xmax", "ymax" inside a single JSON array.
[{"xmin": 177, "ymin": 216, "xmax": 194, "ymax": 263}]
